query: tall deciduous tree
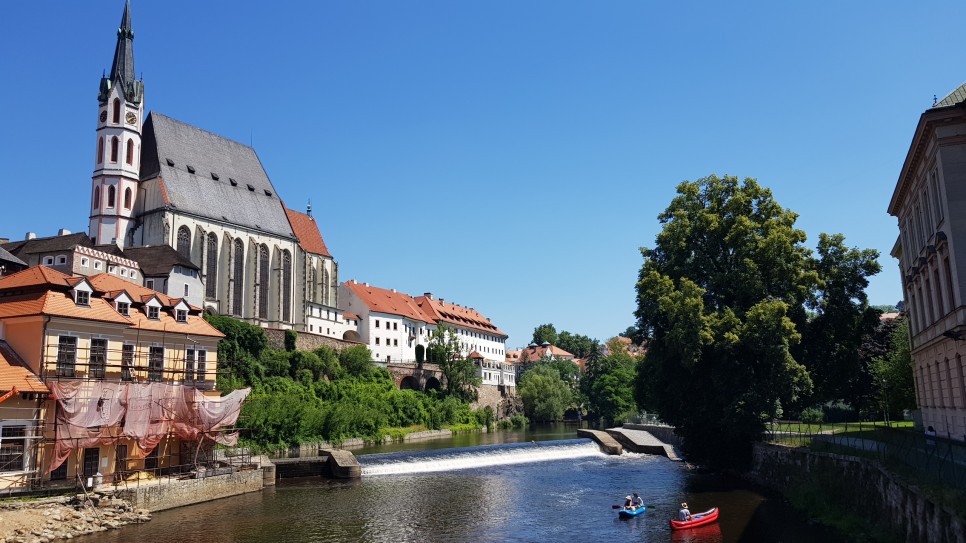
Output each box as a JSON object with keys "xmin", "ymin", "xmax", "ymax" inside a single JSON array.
[
  {"xmin": 556, "ymin": 331, "xmax": 595, "ymax": 358},
  {"xmin": 531, "ymin": 323, "xmax": 558, "ymax": 346},
  {"xmin": 428, "ymin": 324, "xmax": 481, "ymax": 401},
  {"xmin": 634, "ymin": 175, "xmax": 815, "ymax": 469},
  {"xmin": 794, "ymin": 233, "xmax": 881, "ymax": 411},
  {"xmin": 870, "ymin": 316, "xmax": 915, "ymax": 418},
  {"xmin": 582, "ymin": 338, "xmax": 637, "ymax": 425},
  {"xmin": 519, "ymin": 364, "xmax": 572, "ymax": 422}
]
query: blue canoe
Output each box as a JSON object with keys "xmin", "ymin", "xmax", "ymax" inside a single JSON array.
[{"xmin": 618, "ymin": 506, "xmax": 647, "ymax": 518}]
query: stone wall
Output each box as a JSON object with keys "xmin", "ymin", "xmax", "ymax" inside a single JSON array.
[
  {"xmin": 748, "ymin": 443, "xmax": 965, "ymax": 543},
  {"xmin": 114, "ymin": 469, "xmax": 263, "ymax": 512},
  {"xmin": 474, "ymin": 385, "xmax": 521, "ymax": 419},
  {"xmin": 264, "ymin": 328, "xmax": 358, "ymax": 352}
]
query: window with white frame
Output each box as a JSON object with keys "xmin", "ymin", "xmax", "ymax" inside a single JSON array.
[
  {"xmin": 43, "ymin": 256, "xmax": 54, "ymax": 266},
  {"xmin": 0, "ymin": 423, "xmax": 29, "ymax": 472},
  {"xmin": 148, "ymin": 346, "xmax": 164, "ymax": 382},
  {"xmin": 94, "ymin": 261, "xmax": 102, "ymax": 270},
  {"xmin": 57, "ymin": 255, "xmax": 67, "ymax": 265},
  {"xmin": 89, "ymin": 339, "xmax": 107, "ymax": 378},
  {"xmin": 146, "ymin": 279, "xmax": 154, "ymax": 289},
  {"xmin": 121, "ymin": 344, "xmax": 134, "ymax": 381},
  {"xmin": 75, "ymin": 290, "xmax": 90, "ymax": 306},
  {"xmin": 56, "ymin": 336, "xmax": 77, "ymax": 377},
  {"xmin": 81, "ymin": 257, "xmax": 89, "ymax": 267}
]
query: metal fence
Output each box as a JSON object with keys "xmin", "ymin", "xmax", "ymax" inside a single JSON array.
[{"xmin": 764, "ymin": 421, "xmax": 966, "ymax": 493}]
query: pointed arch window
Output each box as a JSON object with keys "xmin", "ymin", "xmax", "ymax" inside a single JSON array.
[
  {"xmin": 93, "ymin": 186, "xmax": 100, "ymax": 210},
  {"xmin": 97, "ymin": 137, "xmax": 104, "ymax": 164},
  {"xmin": 258, "ymin": 244, "xmax": 269, "ymax": 320},
  {"xmin": 205, "ymin": 233, "xmax": 218, "ymax": 299},
  {"xmin": 110, "ymin": 137, "xmax": 119, "ymax": 162},
  {"xmin": 176, "ymin": 226, "xmax": 191, "ymax": 258},
  {"xmin": 126, "ymin": 139, "xmax": 134, "ymax": 165},
  {"xmin": 232, "ymin": 239, "xmax": 244, "ymax": 316},
  {"xmin": 107, "ymin": 186, "xmax": 116, "ymax": 208},
  {"xmin": 322, "ymin": 267, "xmax": 330, "ymax": 305},
  {"xmin": 124, "ymin": 187, "xmax": 132, "ymax": 209},
  {"xmin": 308, "ymin": 267, "xmax": 317, "ymax": 303},
  {"xmin": 282, "ymin": 250, "xmax": 292, "ymax": 322},
  {"xmin": 112, "ymin": 99, "xmax": 121, "ymax": 124}
]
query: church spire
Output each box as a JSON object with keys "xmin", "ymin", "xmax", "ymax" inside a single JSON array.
[{"xmin": 99, "ymin": 0, "xmax": 142, "ymax": 104}]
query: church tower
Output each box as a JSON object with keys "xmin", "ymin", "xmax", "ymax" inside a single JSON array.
[{"xmin": 89, "ymin": 0, "xmax": 144, "ymax": 248}]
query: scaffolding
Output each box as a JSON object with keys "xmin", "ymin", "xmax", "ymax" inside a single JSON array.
[{"xmin": 0, "ymin": 340, "xmax": 249, "ymax": 496}]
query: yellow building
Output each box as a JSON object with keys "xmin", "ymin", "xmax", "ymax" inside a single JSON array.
[{"xmin": 0, "ymin": 266, "xmax": 245, "ymax": 493}]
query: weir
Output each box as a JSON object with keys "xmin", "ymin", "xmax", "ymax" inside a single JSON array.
[{"xmin": 358, "ymin": 439, "xmax": 604, "ymax": 476}]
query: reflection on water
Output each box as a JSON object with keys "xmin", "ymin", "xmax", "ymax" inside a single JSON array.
[{"xmin": 77, "ymin": 427, "xmax": 847, "ymax": 543}]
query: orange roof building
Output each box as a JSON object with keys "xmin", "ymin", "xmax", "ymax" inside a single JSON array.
[
  {"xmin": 339, "ymin": 281, "xmax": 509, "ymax": 372},
  {"xmin": 0, "ymin": 265, "xmax": 231, "ymax": 491}
]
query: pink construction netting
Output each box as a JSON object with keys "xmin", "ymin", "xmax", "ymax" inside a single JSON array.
[{"xmin": 47, "ymin": 381, "xmax": 250, "ymax": 473}]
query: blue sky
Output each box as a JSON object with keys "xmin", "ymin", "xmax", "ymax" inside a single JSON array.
[{"xmin": 1, "ymin": 1, "xmax": 963, "ymax": 348}]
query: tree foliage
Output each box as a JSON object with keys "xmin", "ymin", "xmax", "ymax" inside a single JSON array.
[
  {"xmin": 634, "ymin": 175, "xmax": 822, "ymax": 469},
  {"xmin": 531, "ymin": 323, "xmax": 558, "ymax": 346},
  {"xmin": 794, "ymin": 233, "xmax": 882, "ymax": 409},
  {"xmin": 428, "ymin": 324, "xmax": 481, "ymax": 401},
  {"xmin": 518, "ymin": 364, "xmax": 572, "ymax": 422},
  {"xmin": 870, "ymin": 316, "xmax": 916, "ymax": 418},
  {"xmin": 583, "ymin": 338, "xmax": 637, "ymax": 425},
  {"xmin": 206, "ymin": 316, "xmax": 493, "ymax": 450}
]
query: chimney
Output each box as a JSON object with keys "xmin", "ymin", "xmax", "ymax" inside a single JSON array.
[
  {"xmin": 423, "ymin": 292, "xmax": 433, "ymax": 299},
  {"xmin": 306, "ymin": 200, "xmax": 312, "ymax": 217},
  {"xmin": 58, "ymin": 228, "xmax": 71, "ymax": 236},
  {"xmin": 25, "ymin": 232, "xmax": 36, "ymax": 240}
]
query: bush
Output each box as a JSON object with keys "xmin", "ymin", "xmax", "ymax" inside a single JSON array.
[
  {"xmin": 801, "ymin": 407, "xmax": 824, "ymax": 423},
  {"xmin": 284, "ymin": 329, "xmax": 298, "ymax": 352}
]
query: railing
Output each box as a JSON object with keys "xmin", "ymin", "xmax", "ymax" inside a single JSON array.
[{"xmin": 764, "ymin": 421, "xmax": 966, "ymax": 493}]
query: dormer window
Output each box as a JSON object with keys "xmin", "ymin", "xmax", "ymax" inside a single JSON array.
[
  {"xmin": 148, "ymin": 306, "xmax": 160, "ymax": 320},
  {"xmin": 116, "ymin": 301, "xmax": 130, "ymax": 316},
  {"xmin": 176, "ymin": 309, "xmax": 187, "ymax": 323},
  {"xmin": 75, "ymin": 290, "xmax": 90, "ymax": 306}
]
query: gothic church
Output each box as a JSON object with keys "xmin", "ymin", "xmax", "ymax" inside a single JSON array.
[{"xmin": 87, "ymin": 1, "xmax": 345, "ymax": 336}]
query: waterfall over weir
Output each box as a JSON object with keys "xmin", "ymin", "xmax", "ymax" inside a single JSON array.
[{"xmin": 358, "ymin": 438, "xmax": 604, "ymax": 476}]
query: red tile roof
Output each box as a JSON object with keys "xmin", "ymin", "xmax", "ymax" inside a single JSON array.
[
  {"xmin": 343, "ymin": 281, "xmax": 434, "ymax": 323},
  {"xmin": 0, "ymin": 266, "xmax": 74, "ymax": 290},
  {"xmin": 284, "ymin": 207, "xmax": 332, "ymax": 257},
  {"xmin": 415, "ymin": 296, "xmax": 506, "ymax": 337},
  {"xmin": 0, "ymin": 291, "xmax": 132, "ymax": 324},
  {"xmin": 0, "ymin": 341, "xmax": 47, "ymax": 394},
  {"xmin": 518, "ymin": 344, "xmax": 574, "ymax": 361}
]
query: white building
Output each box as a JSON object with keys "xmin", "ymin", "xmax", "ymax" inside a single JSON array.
[
  {"xmin": 889, "ymin": 81, "xmax": 966, "ymax": 441},
  {"xmin": 339, "ymin": 282, "xmax": 510, "ymax": 384}
]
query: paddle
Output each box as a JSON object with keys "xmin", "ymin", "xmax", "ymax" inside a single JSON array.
[{"xmin": 612, "ymin": 504, "xmax": 655, "ymax": 509}]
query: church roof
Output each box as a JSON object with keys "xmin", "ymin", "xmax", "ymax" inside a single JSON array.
[
  {"xmin": 139, "ymin": 113, "xmax": 296, "ymax": 241},
  {"xmin": 284, "ymin": 207, "xmax": 332, "ymax": 257},
  {"xmin": 123, "ymin": 245, "xmax": 199, "ymax": 276}
]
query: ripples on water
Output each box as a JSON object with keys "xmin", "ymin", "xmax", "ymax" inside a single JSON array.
[{"xmin": 79, "ymin": 438, "xmax": 847, "ymax": 543}]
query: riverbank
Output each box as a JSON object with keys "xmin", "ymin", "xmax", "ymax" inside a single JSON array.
[{"xmin": 0, "ymin": 493, "xmax": 151, "ymax": 543}]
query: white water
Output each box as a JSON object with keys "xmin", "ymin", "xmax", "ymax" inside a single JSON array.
[{"xmin": 359, "ymin": 439, "xmax": 606, "ymax": 476}]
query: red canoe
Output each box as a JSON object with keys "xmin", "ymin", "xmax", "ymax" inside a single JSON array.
[{"xmin": 669, "ymin": 507, "xmax": 719, "ymax": 530}]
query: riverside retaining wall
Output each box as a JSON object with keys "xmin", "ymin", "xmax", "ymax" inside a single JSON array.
[
  {"xmin": 114, "ymin": 469, "xmax": 264, "ymax": 512},
  {"xmin": 748, "ymin": 443, "xmax": 965, "ymax": 543}
]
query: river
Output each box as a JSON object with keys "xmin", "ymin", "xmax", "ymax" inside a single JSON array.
[{"xmin": 79, "ymin": 426, "xmax": 845, "ymax": 543}]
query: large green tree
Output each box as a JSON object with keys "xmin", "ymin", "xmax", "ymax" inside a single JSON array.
[
  {"xmin": 794, "ymin": 233, "xmax": 882, "ymax": 410},
  {"xmin": 583, "ymin": 338, "xmax": 637, "ymax": 425},
  {"xmin": 531, "ymin": 323, "xmax": 558, "ymax": 346},
  {"xmin": 556, "ymin": 331, "xmax": 596, "ymax": 358},
  {"xmin": 870, "ymin": 316, "xmax": 915, "ymax": 419},
  {"xmin": 634, "ymin": 175, "xmax": 815, "ymax": 469},
  {"xmin": 518, "ymin": 363, "xmax": 572, "ymax": 421},
  {"xmin": 428, "ymin": 324, "xmax": 481, "ymax": 401}
]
